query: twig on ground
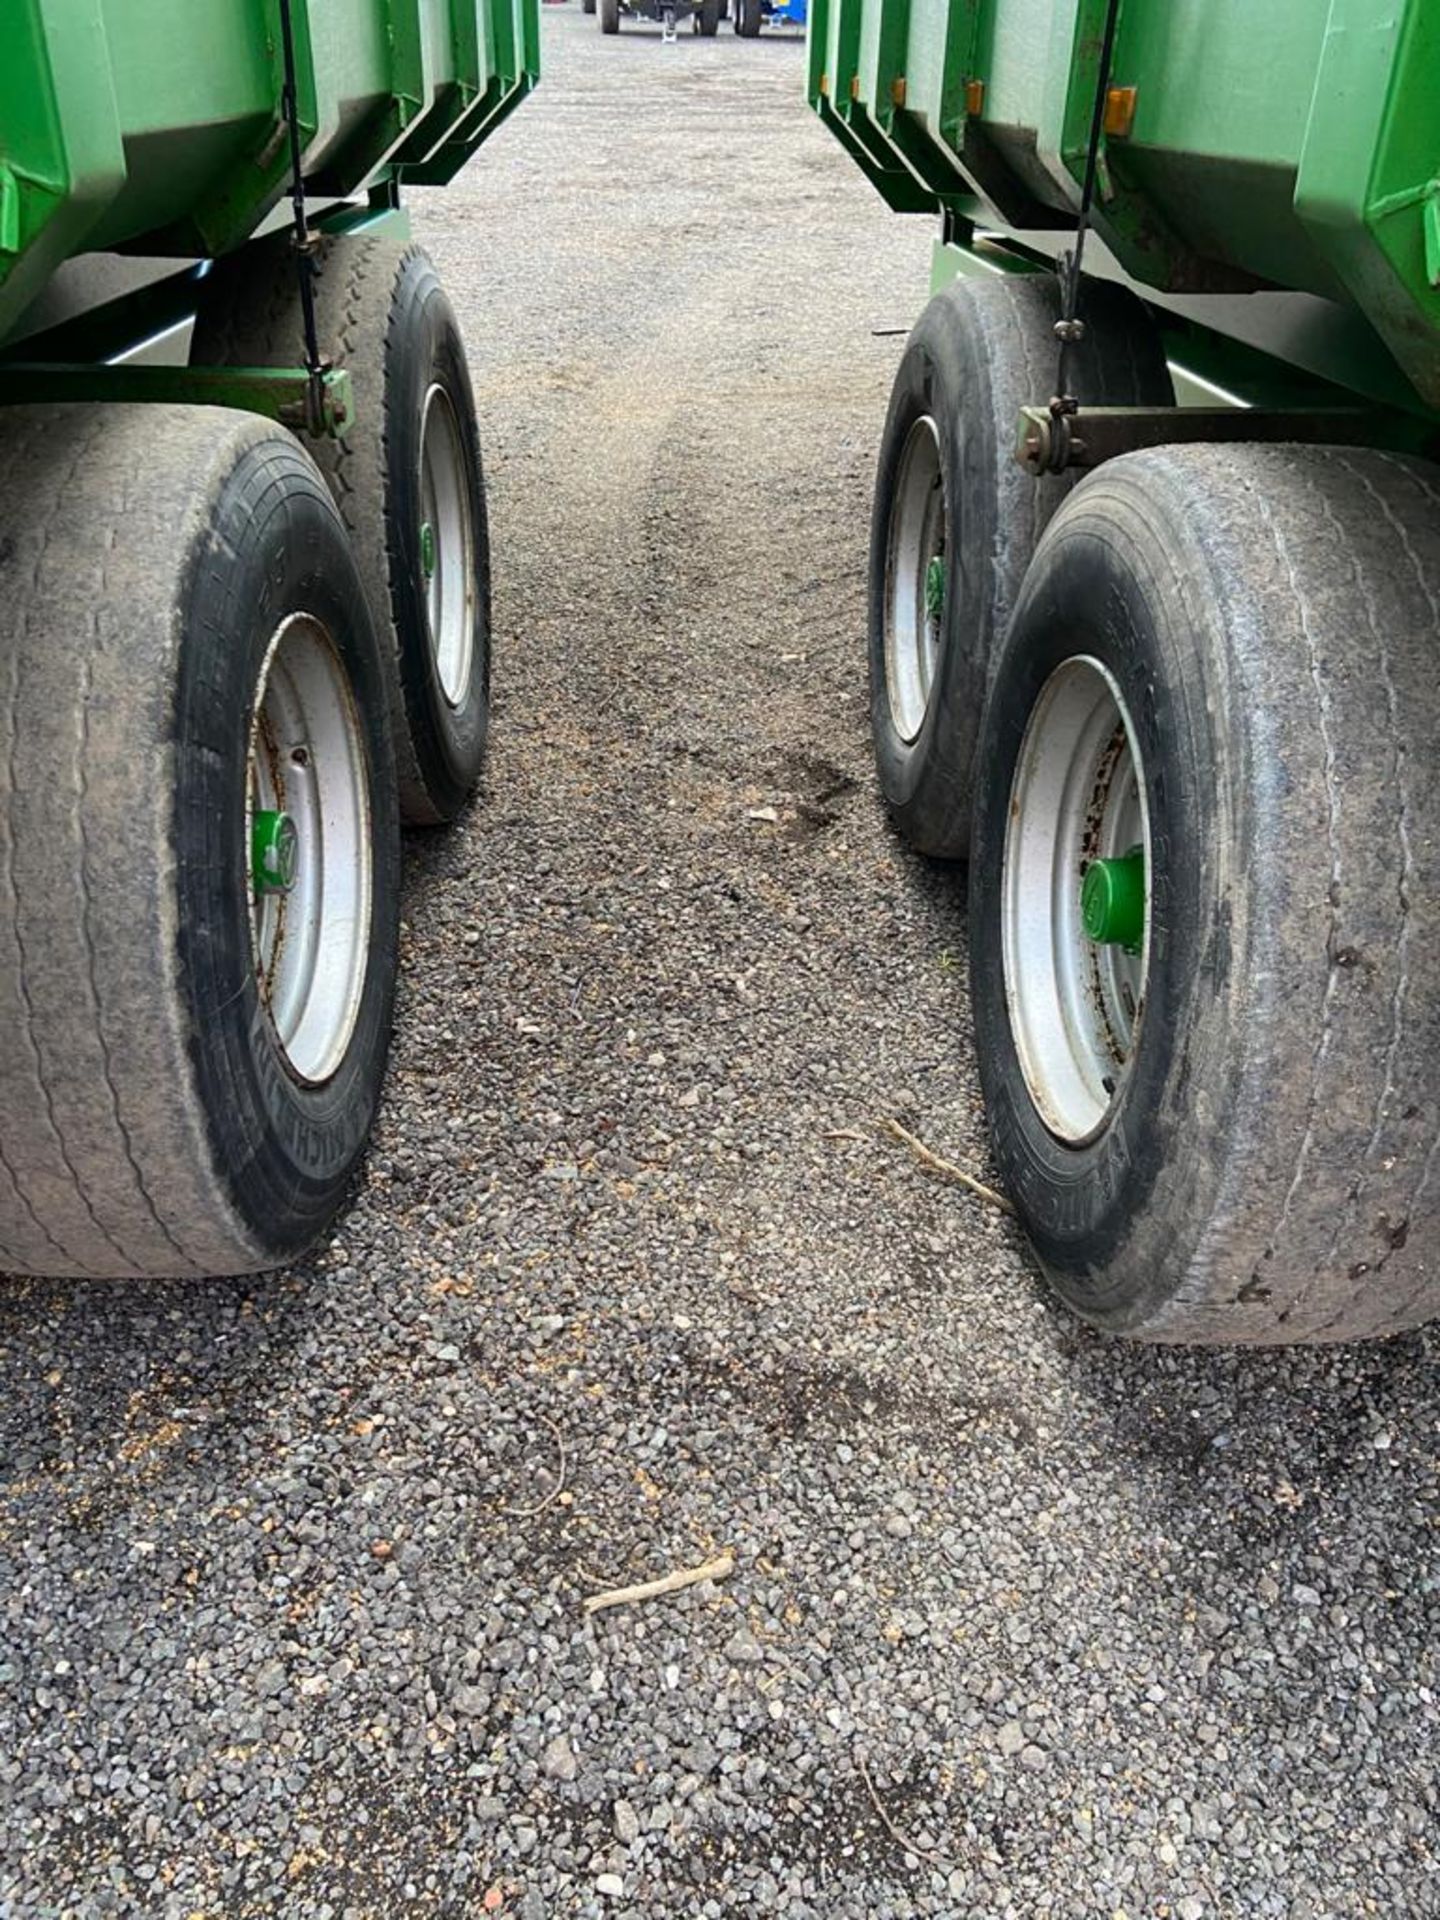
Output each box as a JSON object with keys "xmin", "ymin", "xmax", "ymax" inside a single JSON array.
[
  {"xmin": 822, "ymin": 1127, "xmax": 868, "ymax": 1142},
  {"xmin": 879, "ymin": 1117, "xmax": 1014, "ymax": 1215},
  {"xmin": 857, "ymin": 1753, "xmax": 944, "ymax": 1867},
  {"xmin": 500, "ymin": 1415, "xmax": 567, "ymax": 1519},
  {"xmin": 582, "ymin": 1553, "xmax": 734, "ymax": 1616}
]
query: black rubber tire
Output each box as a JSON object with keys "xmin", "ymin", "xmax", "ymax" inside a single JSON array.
[
  {"xmin": 735, "ymin": 0, "xmax": 761, "ymax": 32},
  {"xmin": 600, "ymin": 0, "xmax": 620, "ymax": 31},
  {"xmin": 697, "ymin": 0, "xmax": 720, "ymax": 30},
  {"xmin": 0, "ymin": 405, "xmax": 399, "ymax": 1279},
  {"xmin": 192, "ymin": 234, "xmax": 491, "ymax": 826},
  {"xmin": 583, "ymin": 0, "xmax": 596, "ymax": 13},
  {"xmin": 970, "ymin": 444, "xmax": 1440, "ymax": 1346},
  {"xmin": 868, "ymin": 274, "xmax": 1171, "ymax": 856}
]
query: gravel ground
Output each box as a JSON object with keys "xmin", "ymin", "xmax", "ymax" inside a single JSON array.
[{"xmin": 3, "ymin": 12, "xmax": 1439, "ymax": 1918}]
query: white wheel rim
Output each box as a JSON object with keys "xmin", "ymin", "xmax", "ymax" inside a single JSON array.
[
  {"xmin": 248, "ymin": 615, "xmax": 372, "ymax": 1086},
  {"xmin": 419, "ymin": 382, "xmax": 476, "ymax": 708},
  {"xmin": 883, "ymin": 414, "xmax": 946, "ymax": 743},
  {"xmin": 1001, "ymin": 655, "xmax": 1151, "ymax": 1144}
]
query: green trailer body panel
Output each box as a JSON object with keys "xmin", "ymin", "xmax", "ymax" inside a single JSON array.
[
  {"xmin": 0, "ymin": 0, "xmax": 538, "ymax": 341},
  {"xmin": 808, "ymin": 0, "xmax": 1440, "ymax": 414}
]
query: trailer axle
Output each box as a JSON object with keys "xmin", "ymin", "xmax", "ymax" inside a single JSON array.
[
  {"xmin": 1013, "ymin": 404, "xmax": 1435, "ymax": 478},
  {"xmin": 0, "ymin": 363, "xmax": 354, "ymax": 437}
]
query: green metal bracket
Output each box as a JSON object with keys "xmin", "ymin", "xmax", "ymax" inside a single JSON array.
[
  {"xmin": 936, "ymin": 0, "xmax": 983, "ymax": 151},
  {"xmin": 870, "ymin": 0, "xmax": 911, "ymax": 136},
  {"xmin": 815, "ymin": 96, "xmax": 934, "ymax": 215},
  {"xmin": 388, "ymin": 0, "xmax": 483, "ymax": 175},
  {"xmin": 1425, "ymin": 185, "xmax": 1440, "ymax": 290},
  {"xmin": 931, "ymin": 235, "xmax": 1044, "ymax": 296},
  {"xmin": 400, "ymin": 73, "xmax": 537, "ymax": 188},
  {"xmin": 0, "ymin": 363, "xmax": 355, "ymax": 438},
  {"xmin": 398, "ymin": 0, "xmax": 539, "ymax": 187},
  {"xmin": 806, "ymin": 0, "xmax": 831, "ymax": 118},
  {"xmin": 0, "ymin": 167, "xmax": 19, "ymax": 256},
  {"xmin": 842, "ymin": 103, "xmax": 938, "ymax": 210},
  {"xmin": 317, "ymin": 196, "xmax": 413, "ymax": 243}
]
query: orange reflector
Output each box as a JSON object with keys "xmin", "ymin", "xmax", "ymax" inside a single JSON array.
[{"xmin": 1104, "ymin": 86, "xmax": 1138, "ymax": 137}]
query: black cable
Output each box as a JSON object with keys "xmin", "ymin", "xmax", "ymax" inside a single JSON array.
[
  {"xmin": 1053, "ymin": 0, "xmax": 1124, "ymax": 412},
  {"xmin": 276, "ymin": 0, "xmax": 324, "ymax": 388}
]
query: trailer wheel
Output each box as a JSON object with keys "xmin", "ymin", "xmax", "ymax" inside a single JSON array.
[
  {"xmin": 583, "ymin": 0, "xmax": 596, "ymax": 13},
  {"xmin": 696, "ymin": 0, "xmax": 720, "ymax": 30},
  {"xmin": 600, "ymin": 0, "xmax": 620, "ymax": 31},
  {"xmin": 735, "ymin": 0, "xmax": 761, "ymax": 32},
  {"xmin": 868, "ymin": 275, "xmax": 1170, "ymax": 856},
  {"xmin": 0, "ymin": 406, "xmax": 398, "ymax": 1279},
  {"xmin": 192, "ymin": 236, "xmax": 490, "ymax": 826},
  {"xmin": 970, "ymin": 443, "xmax": 1440, "ymax": 1345}
]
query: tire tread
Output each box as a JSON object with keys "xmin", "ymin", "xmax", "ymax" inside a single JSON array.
[
  {"xmin": 192, "ymin": 235, "xmax": 465, "ymax": 824},
  {"xmin": 0, "ymin": 406, "xmax": 279, "ymax": 1277},
  {"xmin": 978, "ymin": 442, "xmax": 1440, "ymax": 1344}
]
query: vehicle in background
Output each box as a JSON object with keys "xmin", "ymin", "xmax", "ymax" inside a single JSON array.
[
  {"xmin": 596, "ymin": 0, "xmax": 721, "ymax": 36},
  {"xmin": 733, "ymin": 0, "xmax": 806, "ymax": 34}
]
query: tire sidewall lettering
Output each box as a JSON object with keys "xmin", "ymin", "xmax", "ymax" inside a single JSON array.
[{"xmin": 246, "ymin": 1002, "xmax": 369, "ymax": 1180}]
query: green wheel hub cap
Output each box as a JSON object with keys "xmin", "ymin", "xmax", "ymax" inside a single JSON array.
[
  {"xmin": 1081, "ymin": 849, "xmax": 1145, "ymax": 952},
  {"xmin": 924, "ymin": 554, "xmax": 945, "ymax": 624},
  {"xmin": 419, "ymin": 519, "xmax": 437, "ymax": 580},
  {"xmin": 252, "ymin": 810, "xmax": 299, "ymax": 895}
]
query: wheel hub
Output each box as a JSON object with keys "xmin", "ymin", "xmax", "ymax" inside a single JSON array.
[
  {"xmin": 1001, "ymin": 656, "xmax": 1151, "ymax": 1143},
  {"xmin": 419, "ymin": 384, "xmax": 476, "ymax": 709},
  {"xmin": 883, "ymin": 414, "xmax": 946, "ymax": 744},
  {"xmin": 251, "ymin": 809, "xmax": 299, "ymax": 895},
  {"xmin": 1081, "ymin": 849, "xmax": 1144, "ymax": 952},
  {"xmin": 247, "ymin": 615, "xmax": 371, "ymax": 1086}
]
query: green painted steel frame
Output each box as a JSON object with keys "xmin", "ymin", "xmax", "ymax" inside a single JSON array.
[
  {"xmin": 808, "ymin": 0, "xmax": 987, "ymax": 215},
  {"xmin": 0, "ymin": 362, "xmax": 355, "ymax": 435},
  {"xmin": 810, "ymin": 0, "xmax": 1440, "ymax": 416},
  {"xmin": 930, "ymin": 232, "xmax": 1435, "ymax": 420},
  {"xmin": 1294, "ymin": 0, "xmax": 1440, "ymax": 411},
  {"xmin": 0, "ymin": 0, "xmax": 539, "ymax": 344},
  {"xmin": 398, "ymin": 0, "xmax": 540, "ymax": 185},
  {"xmin": 1, "ymin": 4, "xmax": 129, "ymax": 346}
]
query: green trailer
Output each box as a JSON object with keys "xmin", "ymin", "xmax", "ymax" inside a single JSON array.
[
  {"xmin": 0, "ymin": 1, "xmax": 536, "ymax": 1280},
  {"xmin": 810, "ymin": 0, "xmax": 1440, "ymax": 1344}
]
